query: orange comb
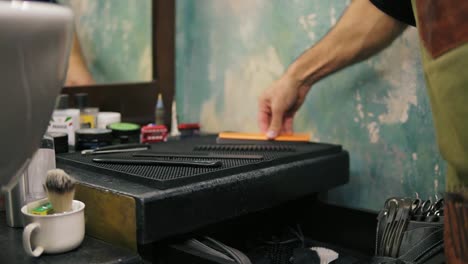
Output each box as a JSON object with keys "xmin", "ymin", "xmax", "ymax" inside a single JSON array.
[{"xmin": 218, "ymin": 132, "xmax": 311, "ymax": 142}]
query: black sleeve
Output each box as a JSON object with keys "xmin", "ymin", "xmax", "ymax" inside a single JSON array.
[{"xmin": 370, "ymin": 0, "xmax": 416, "ymax": 27}]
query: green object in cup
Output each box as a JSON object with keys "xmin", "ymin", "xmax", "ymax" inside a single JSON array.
[{"xmin": 30, "ymin": 202, "xmax": 54, "ymax": 216}]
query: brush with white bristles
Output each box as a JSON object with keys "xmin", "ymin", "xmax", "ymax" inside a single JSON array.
[{"xmin": 44, "ymin": 169, "xmax": 76, "ymax": 213}]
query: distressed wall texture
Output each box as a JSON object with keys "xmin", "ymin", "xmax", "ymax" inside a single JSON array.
[
  {"xmin": 176, "ymin": 0, "xmax": 446, "ymax": 210},
  {"xmin": 59, "ymin": 0, "xmax": 152, "ymax": 84}
]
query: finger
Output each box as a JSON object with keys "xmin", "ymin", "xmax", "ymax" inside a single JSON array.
[
  {"xmin": 258, "ymin": 97, "xmax": 271, "ymax": 133},
  {"xmin": 282, "ymin": 116, "xmax": 294, "ymax": 135},
  {"xmin": 267, "ymin": 108, "xmax": 284, "ymax": 139},
  {"xmin": 258, "ymin": 110, "xmax": 271, "ymax": 133}
]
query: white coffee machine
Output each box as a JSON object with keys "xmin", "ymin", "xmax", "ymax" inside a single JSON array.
[{"xmin": 0, "ymin": 0, "xmax": 74, "ymax": 222}]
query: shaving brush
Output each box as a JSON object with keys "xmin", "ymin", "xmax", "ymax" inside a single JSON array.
[{"xmin": 44, "ymin": 169, "xmax": 76, "ymax": 213}]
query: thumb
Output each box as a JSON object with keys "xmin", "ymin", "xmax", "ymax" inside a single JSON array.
[{"xmin": 267, "ymin": 109, "xmax": 284, "ymax": 139}]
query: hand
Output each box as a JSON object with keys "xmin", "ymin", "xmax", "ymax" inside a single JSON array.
[
  {"xmin": 258, "ymin": 74, "xmax": 311, "ymax": 139},
  {"xmin": 65, "ymin": 65, "xmax": 95, "ymax": 86}
]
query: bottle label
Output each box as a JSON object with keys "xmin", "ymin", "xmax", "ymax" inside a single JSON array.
[
  {"xmin": 80, "ymin": 114, "xmax": 96, "ymax": 128},
  {"xmin": 47, "ymin": 116, "xmax": 77, "ymax": 145}
]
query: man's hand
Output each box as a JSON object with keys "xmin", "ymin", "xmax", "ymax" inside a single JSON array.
[
  {"xmin": 258, "ymin": 74, "xmax": 311, "ymax": 139},
  {"xmin": 257, "ymin": 0, "xmax": 406, "ymax": 139}
]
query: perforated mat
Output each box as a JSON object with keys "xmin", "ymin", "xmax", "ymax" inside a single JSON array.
[{"xmin": 57, "ymin": 138, "xmax": 341, "ymax": 189}]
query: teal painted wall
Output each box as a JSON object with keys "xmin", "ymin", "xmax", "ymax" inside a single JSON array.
[
  {"xmin": 59, "ymin": 0, "xmax": 152, "ymax": 84},
  {"xmin": 176, "ymin": 0, "xmax": 447, "ymax": 211}
]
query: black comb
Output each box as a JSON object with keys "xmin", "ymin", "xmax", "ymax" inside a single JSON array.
[{"xmin": 194, "ymin": 145, "xmax": 296, "ymax": 152}]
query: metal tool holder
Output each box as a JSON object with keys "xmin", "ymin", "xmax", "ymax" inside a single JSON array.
[{"xmin": 374, "ymin": 196, "xmax": 445, "ymax": 263}]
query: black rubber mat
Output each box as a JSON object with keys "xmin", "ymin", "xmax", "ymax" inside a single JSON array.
[{"xmin": 57, "ymin": 138, "xmax": 341, "ymax": 189}]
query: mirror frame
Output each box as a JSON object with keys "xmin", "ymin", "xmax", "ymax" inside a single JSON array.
[{"xmin": 61, "ymin": 0, "xmax": 175, "ymax": 126}]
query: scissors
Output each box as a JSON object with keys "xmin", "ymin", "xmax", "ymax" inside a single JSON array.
[
  {"xmin": 411, "ymin": 199, "xmax": 432, "ymax": 220},
  {"xmin": 426, "ymin": 209, "xmax": 443, "ymax": 222},
  {"xmin": 428, "ymin": 198, "xmax": 444, "ymax": 215}
]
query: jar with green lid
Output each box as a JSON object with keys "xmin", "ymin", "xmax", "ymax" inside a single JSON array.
[{"xmin": 107, "ymin": 122, "xmax": 141, "ymax": 144}]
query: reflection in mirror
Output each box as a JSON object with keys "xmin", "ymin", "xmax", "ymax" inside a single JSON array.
[{"xmin": 59, "ymin": 0, "xmax": 152, "ymax": 86}]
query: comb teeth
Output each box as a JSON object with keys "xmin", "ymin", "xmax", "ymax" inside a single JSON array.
[{"xmin": 193, "ymin": 145, "xmax": 296, "ymax": 152}]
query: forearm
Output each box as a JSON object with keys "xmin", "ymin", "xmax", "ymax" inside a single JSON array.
[{"xmin": 287, "ymin": 0, "xmax": 407, "ymax": 86}]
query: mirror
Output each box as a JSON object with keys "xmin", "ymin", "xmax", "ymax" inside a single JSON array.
[
  {"xmin": 58, "ymin": 0, "xmax": 152, "ymax": 86},
  {"xmin": 60, "ymin": 0, "xmax": 175, "ymax": 126}
]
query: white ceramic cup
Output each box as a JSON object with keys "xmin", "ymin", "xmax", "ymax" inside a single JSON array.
[{"xmin": 21, "ymin": 200, "xmax": 85, "ymax": 257}]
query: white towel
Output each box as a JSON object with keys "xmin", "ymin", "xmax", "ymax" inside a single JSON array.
[{"xmin": 310, "ymin": 247, "xmax": 339, "ymax": 264}]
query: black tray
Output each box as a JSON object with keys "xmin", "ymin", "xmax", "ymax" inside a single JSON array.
[{"xmin": 57, "ymin": 137, "xmax": 342, "ymax": 189}]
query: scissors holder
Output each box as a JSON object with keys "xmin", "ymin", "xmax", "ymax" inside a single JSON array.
[{"xmin": 373, "ymin": 197, "xmax": 444, "ymax": 264}]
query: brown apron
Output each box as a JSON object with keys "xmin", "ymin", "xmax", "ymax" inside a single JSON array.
[{"xmin": 411, "ymin": 1, "xmax": 468, "ymax": 263}]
